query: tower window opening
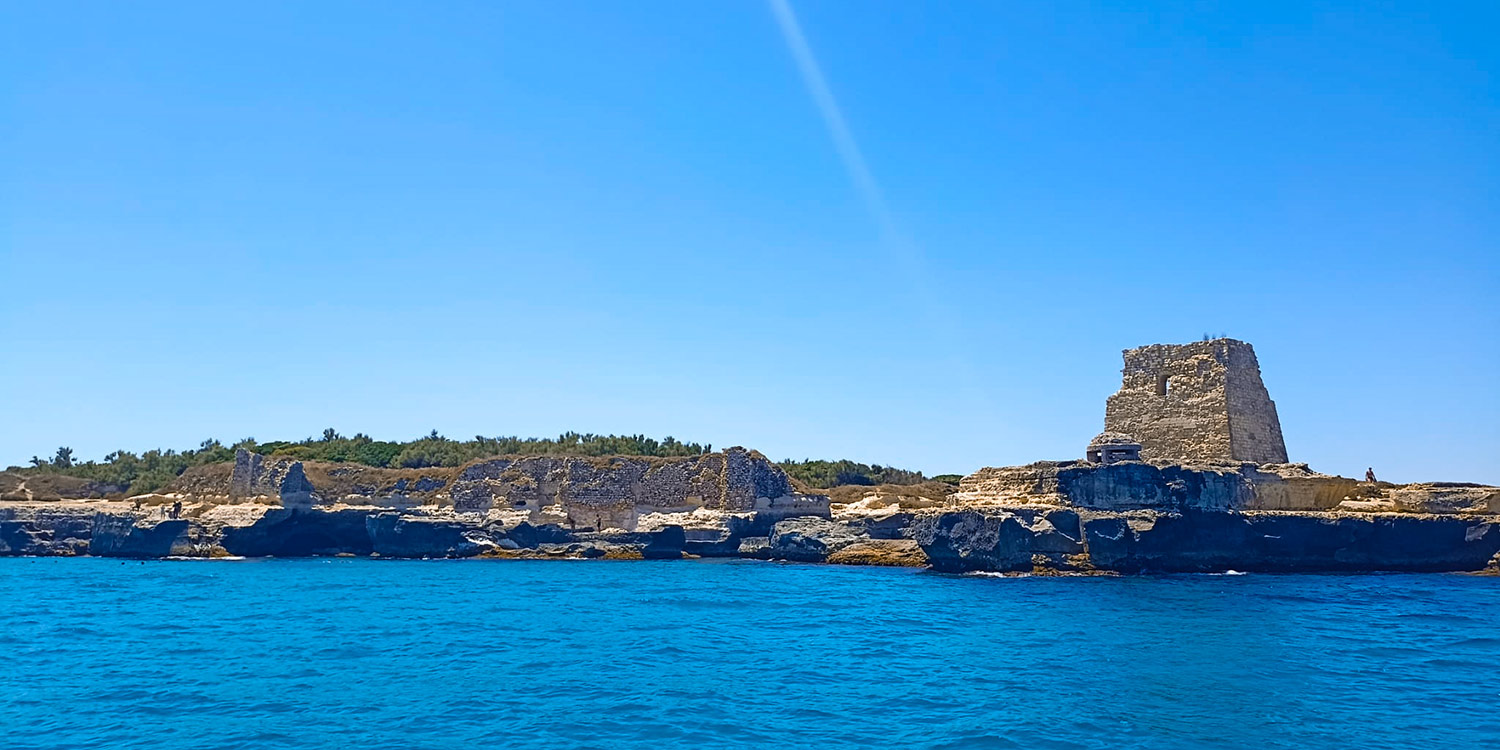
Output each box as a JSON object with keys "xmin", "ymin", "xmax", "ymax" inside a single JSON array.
[{"xmin": 1156, "ymin": 373, "xmax": 1169, "ymax": 396}]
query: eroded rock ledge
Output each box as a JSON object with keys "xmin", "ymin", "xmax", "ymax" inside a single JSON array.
[{"xmin": 3, "ymin": 501, "xmax": 1496, "ymax": 575}]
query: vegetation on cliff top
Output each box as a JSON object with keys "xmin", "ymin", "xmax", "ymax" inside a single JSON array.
[
  {"xmin": 8, "ymin": 431, "xmax": 939, "ymax": 495},
  {"xmin": 775, "ymin": 459, "xmax": 927, "ymax": 489},
  {"xmin": 12, "ymin": 442, "xmax": 237, "ymax": 496}
]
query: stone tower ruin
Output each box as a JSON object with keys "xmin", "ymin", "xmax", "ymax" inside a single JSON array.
[{"xmin": 1104, "ymin": 338, "xmax": 1288, "ymax": 465}]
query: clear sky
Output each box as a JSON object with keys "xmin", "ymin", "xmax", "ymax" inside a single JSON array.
[{"xmin": 3, "ymin": 1, "xmax": 1496, "ymax": 484}]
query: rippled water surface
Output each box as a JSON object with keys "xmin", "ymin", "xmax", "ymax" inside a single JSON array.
[{"xmin": 2, "ymin": 558, "xmax": 1498, "ymax": 749}]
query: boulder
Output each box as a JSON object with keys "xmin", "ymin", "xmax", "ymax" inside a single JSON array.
[
  {"xmin": 736, "ymin": 536, "xmax": 772, "ymax": 559},
  {"xmin": 642, "ymin": 525, "xmax": 686, "ymax": 560},
  {"xmin": 766, "ymin": 517, "xmax": 868, "ymax": 562},
  {"xmin": 910, "ymin": 509, "xmax": 1085, "ymax": 573},
  {"xmin": 826, "ymin": 539, "xmax": 928, "ymax": 567}
]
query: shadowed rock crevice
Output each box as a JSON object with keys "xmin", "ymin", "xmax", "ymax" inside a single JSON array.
[{"xmin": 222, "ymin": 510, "xmax": 373, "ymax": 557}]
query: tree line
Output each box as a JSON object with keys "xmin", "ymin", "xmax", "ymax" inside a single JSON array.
[
  {"xmin": 776, "ymin": 459, "xmax": 930, "ymax": 489},
  {"xmin": 9, "ymin": 431, "xmax": 943, "ymax": 495},
  {"xmin": 10, "ymin": 431, "xmax": 713, "ymax": 495}
]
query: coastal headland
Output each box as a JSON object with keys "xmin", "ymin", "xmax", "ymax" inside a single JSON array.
[{"xmin": 5, "ymin": 339, "xmax": 1497, "ymax": 574}]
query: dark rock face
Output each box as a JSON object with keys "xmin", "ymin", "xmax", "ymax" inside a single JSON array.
[
  {"xmin": 913, "ymin": 509, "xmax": 1500, "ymax": 574},
  {"xmin": 767, "ymin": 517, "xmax": 869, "ymax": 562},
  {"xmin": 1059, "ymin": 463, "xmax": 1248, "ymax": 511},
  {"xmin": 90, "ymin": 515, "xmax": 200, "ymax": 558},
  {"xmin": 910, "ymin": 509, "xmax": 1085, "ymax": 573},
  {"xmin": 642, "ymin": 526, "xmax": 686, "ymax": 560},
  {"xmin": 682, "ymin": 528, "xmax": 743, "ymax": 557},
  {"xmin": 221, "ymin": 509, "xmax": 373, "ymax": 556},
  {"xmin": 1085, "ymin": 511, "xmax": 1500, "ymax": 573},
  {"xmin": 0, "ymin": 522, "xmax": 44, "ymax": 554},
  {"xmin": 502, "ymin": 522, "xmax": 575, "ymax": 549},
  {"xmin": 737, "ymin": 536, "xmax": 772, "ymax": 559},
  {"xmin": 2, "ymin": 495, "xmax": 1494, "ymax": 574},
  {"xmin": 0, "ymin": 506, "xmax": 98, "ymax": 555},
  {"xmin": 366, "ymin": 514, "xmax": 494, "ymax": 558}
]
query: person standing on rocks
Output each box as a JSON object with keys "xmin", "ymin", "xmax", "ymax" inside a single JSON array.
[{"xmin": 1365, "ymin": 468, "xmax": 1377, "ymax": 483}]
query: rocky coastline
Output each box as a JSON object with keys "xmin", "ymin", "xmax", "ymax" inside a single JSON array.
[
  {"xmin": 6, "ymin": 341, "xmax": 1496, "ymax": 575},
  {"xmin": 3, "ymin": 448, "xmax": 1497, "ymax": 575}
]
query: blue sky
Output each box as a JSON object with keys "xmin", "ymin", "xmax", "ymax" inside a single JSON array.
[{"xmin": 2, "ymin": 1, "xmax": 1496, "ymax": 483}]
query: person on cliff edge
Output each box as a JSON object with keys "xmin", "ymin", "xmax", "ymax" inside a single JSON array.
[{"xmin": 1365, "ymin": 467, "xmax": 1377, "ymax": 483}]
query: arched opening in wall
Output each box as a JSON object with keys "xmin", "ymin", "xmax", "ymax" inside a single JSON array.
[{"xmin": 1156, "ymin": 373, "xmax": 1169, "ymax": 396}]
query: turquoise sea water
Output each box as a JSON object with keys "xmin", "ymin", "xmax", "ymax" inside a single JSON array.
[{"xmin": 2, "ymin": 558, "xmax": 1498, "ymax": 750}]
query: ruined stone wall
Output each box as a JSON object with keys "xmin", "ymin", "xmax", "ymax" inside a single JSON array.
[
  {"xmin": 1223, "ymin": 343, "xmax": 1289, "ymax": 464},
  {"xmin": 1104, "ymin": 339, "xmax": 1287, "ymax": 464},
  {"xmin": 447, "ymin": 448, "xmax": 820, "ymax": 529},
  {"xmin": 228, "ymin": 448, "xmax": 318, "ymax": 508}
]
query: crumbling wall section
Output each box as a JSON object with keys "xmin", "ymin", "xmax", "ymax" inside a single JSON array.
[
  {"xmin": 1224, "ymin": 344, "xmax": 1289, "ymax": 464},
  {"xmin": 228, "ymin": 448, "xmax": 318, "ymax": 508}
]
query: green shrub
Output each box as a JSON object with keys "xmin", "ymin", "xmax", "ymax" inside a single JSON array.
[{"xmin": 777, "ymin": 459, "xmax": 927, "ymax": 489}]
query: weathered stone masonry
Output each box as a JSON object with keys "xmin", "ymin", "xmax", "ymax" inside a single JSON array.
[{"xmin": 1104, "ymin": 338, "xmax": 1288, "ymax": 464}]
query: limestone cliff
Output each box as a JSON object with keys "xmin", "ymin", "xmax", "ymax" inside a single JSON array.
[
  {"xmin": 447, "ymin": 447, "xmax": 825, "ymax": 530},
  {"xmin": 162, "ymin": 447, "xmax": 827, "ymax": 533},
  {"xmin": 950, "ymin": 460, "xmax": 1482, "ymax": 514}
]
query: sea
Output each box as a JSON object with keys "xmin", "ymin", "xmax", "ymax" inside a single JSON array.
[{"xmin": 2, "ymin": 557, "xmax": 1497, "ymax": 750}]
